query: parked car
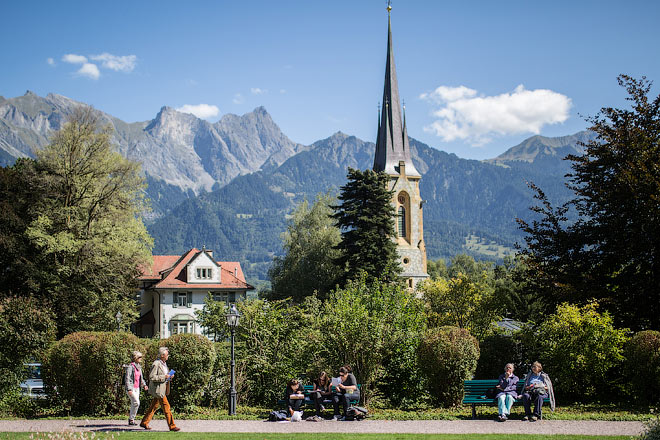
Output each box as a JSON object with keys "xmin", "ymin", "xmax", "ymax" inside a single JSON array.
[{"xmin": 20, "ymin": 363, "xmax": 45, "ymax": 399}]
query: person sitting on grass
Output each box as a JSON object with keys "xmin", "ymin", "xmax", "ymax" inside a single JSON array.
[{"xmin": 495, "ymin": 363, "xmax": 518, "ymax": 422}]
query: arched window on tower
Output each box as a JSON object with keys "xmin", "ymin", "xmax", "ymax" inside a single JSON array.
[{"xmin": 398, "ymin": 206, "xmax": 406, "ymax": 238}]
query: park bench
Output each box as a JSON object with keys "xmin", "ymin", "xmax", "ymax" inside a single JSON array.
[
  {"xmin": 277, "ymin": 384, "xmax": 362, "ymax": 411},
  {"xmin": 463, "ymin": 379, "xmax": 551, "ymax": 419}
]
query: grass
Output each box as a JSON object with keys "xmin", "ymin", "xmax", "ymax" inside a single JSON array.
[
  {"xmin": 0, "ymin": 434, "xmax": 636, "ymax": 440},
  {"xmin": 463, "ymin": 235, "xmax": 515, "ymax": 259}
]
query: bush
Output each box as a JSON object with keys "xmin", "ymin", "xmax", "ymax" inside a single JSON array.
[
  {"xmin": 418, "ymin": 326, "xmax": 479, "ymax": 407},
  {"xmin": 625, "ymin": 331, "xmax": 660, "ymax": 405},
  {"xmin": 0, "ymin": 297, "xmax": 56, "ymax": 394},
  {"xmin": 474, "ymin": 334, "xmax": 523, "ymax": 379},
  {"xmin": 235, "ymin": 299, "xmax": 315, "ymax": 406},
  {"xmin": 537, "ymin": 302, "xmax": 628, "ymax": 400},
  {"xmin": 161, "ymin": 333, "xmax": 216, "ymax": 410},
  {"xmin": 43, "ymin": 331, "xmax": 146, "ymax": 415}
]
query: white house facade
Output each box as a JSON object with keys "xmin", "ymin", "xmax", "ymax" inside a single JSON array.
[{"xmin": 135, "ymin": 247, "xmax": 255, "ymax": 338}]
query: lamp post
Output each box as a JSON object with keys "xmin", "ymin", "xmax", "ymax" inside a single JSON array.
[
  {"xmin": 226, "ymin": 303, "xmax": 241, "ymax": 416},
  {"xmin": 115, "ymin": 311, "xmax": 122, "ymax": 332}
]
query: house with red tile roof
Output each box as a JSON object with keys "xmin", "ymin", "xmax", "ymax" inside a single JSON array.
[{"xmin": 135, "ymin": 247, "xmax": 255, "ymax": 338}]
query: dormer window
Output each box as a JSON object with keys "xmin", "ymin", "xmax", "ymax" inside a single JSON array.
[{"xmin": 196, "ymin": 267, "xmax": 213, "ymax": 279}]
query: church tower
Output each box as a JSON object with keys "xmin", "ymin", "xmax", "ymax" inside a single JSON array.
[{"xmin": 373, "ymin": 3, "xmax": 429, "ymax": 289}]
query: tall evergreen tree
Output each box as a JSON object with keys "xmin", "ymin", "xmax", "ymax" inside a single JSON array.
[
  {"xmin": 332, "ymin": 168, "xmax": 401, "ymax": 284},
  {"xmin": 518, "ymin": 75, "xmax": 660, "ymax": 330}
]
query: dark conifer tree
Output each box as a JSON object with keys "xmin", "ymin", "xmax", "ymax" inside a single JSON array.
[{"xmin": 333, "ymin": 168, "xmax": 401, "ymax": 284}]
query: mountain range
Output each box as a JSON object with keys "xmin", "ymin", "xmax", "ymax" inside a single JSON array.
[{"xmin": 0, "ymin": 91, "xmax": 593, "ymax": 283}]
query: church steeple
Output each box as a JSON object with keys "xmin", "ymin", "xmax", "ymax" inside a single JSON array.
[{"xmin": 373, "ymin": 3, "xmax": 420, "ymax": 177}]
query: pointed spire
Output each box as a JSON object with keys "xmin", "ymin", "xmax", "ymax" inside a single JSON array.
[{"xmin": 373, "ymin": 3, "xmax": 420, "ymax": 176}]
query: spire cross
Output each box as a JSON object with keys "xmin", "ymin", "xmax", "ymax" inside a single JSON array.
[{"xmin": 387, "ymin": 0, "xmax": 392, "ymax": 13}]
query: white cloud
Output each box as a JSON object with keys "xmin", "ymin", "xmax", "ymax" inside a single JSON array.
[
  {"xmin": 47, "ymin": 58, "xmax": 55, "ymax": 66},
  {"xmin": 280, "ymin": 89, "xmax": 287, "ymax": 94},
  {"xmin": 62, "ymin": 54, "xmax": 88, "ymax": 64},
  {"xmin": 90, "ymin": 53, "xmax": 137, "ymax": 72},
  {"xmin": 233, "ymin": 93, "xmax": 244, "ymax": 104},
  {"xmin": 176, "ymin": 104, "xmax": 220, "ymax": 119},
  {"xmin": 251, "ymin": 87, "xmax": 266, "ymax": 95},
  {"xmin": 420, "ymin": 84, "xmax": 572, "ymax": 146},
  {"xmin": 77, "ymin": 63, "xmax": 100, "ymax": 80}
]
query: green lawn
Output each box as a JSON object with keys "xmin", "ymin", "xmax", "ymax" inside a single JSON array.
[{"xmin": 0, "ymin": 434, "xmax": 635, "ymax": 440}]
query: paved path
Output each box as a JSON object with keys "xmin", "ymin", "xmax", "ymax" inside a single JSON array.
[{"xmin": 0, "ymin": 419, "xmax": 646, "ymax": 436}]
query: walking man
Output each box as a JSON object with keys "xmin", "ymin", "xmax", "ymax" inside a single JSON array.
[{"xmin": 140, "ymin": 347, "xmax": 180, "ymax": 431}]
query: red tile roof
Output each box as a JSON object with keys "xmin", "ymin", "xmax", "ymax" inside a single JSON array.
[{"xmin": 138, "ymin": 248, "xmax": 254, "ymax": 291}]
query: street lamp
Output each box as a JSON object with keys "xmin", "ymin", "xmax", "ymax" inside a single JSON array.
[
  {"xmin": 115, "ymin": 311, "xmax": 122, "ymax": 332},
  {"xmin": 226, "ymin": 303, "xmax": 241, "ymax": 416}
]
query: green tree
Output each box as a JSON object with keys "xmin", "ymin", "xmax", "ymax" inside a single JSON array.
[
  {"xmin": 332, "ymin": 168, "xmax": 400, "ymax": 284},
  {"xmin": 195, "ymin": 294, "xmax": 229, "ymax": 341},
  {"xmin": 268, "ymin": 193, "xmax": 342, "ymax": 301},
  {"xmin": 518, "ymin": 75, "xmax": 660, "ymax": 329},
  {"xmin": 1, "ymin": 108, "xmax": 153, "ymax": 336}
]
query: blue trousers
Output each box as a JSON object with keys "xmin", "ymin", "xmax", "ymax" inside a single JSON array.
[
  {"xmin": 522, "ymin": 392, "xmax": 544, "ymax": 417},
  {"xmin": 497, "ymin": 394, "xmax": 515, "ymax": 415}
]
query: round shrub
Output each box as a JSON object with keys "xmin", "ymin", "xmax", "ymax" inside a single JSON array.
[
  {"xmin": 418, "ymin": 326, "xmax": 479, "ymax": 407},
  {"xmin": 43, "ymin": 331, "xmax": 146, "ymax": 415},
  {"xmin": 158, "ymin": 333, "xmax": 216, "ymax": 410},
  {"xmin": 537, "ymin": 302, "xmax": 628, "ymax": 400},
  {"xmin": 625, "ymin": 330, "xmax": 660, "ymax": 405}
]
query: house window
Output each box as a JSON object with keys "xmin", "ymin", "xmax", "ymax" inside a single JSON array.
[
  {"xmin": 173, "ymin": 292, "xmax": 192, "ymax": 308},
  {"xmin": 212, "ymin": 292, "xmax": 237, "ymax": 305},
  {"xmin": 196, "ymin": 268, "xmax": 213, "ymax": 279},
  {"xmin": 172, "ymin": 321, "xmax": 192, "ymax": 334},
  {"xmin": 398, "ymin": 206, "xmax": 406, "ymax": 238}
]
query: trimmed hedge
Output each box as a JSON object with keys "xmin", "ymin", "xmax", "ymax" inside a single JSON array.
[
  {"xmin": 44, "ymin": 332, "xmax": 215, "ymax": 415},
  {"xmin": 43, "ymin": 331, "xmax": 146, "ymax": 415},
  {"xmin": 418, "ymin": 326, "xmax": 479, "ymax": 407},
  {"xmin": 158, "ymin": 333, "xmax": 216, "ymax": 410}
]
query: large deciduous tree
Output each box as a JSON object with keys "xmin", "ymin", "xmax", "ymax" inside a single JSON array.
[
  {"xmin": 268, "ymin": 193, "xmax": 342, "ymax": 301},
  {"xmin": 518, "ymin": 75, "xmax": 660, "ymax": 330},
  {"xmin": 0, "ymin": 108, "xmax": 153, "ymax": 336},
  {"xmin": 332, "ymin": 168, "xmax": 400, "ymax": 284}
]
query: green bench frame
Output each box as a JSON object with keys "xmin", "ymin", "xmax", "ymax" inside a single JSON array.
[
  {"xmin": 463, "ymin": 379, "xmax": 551, "ymax": 419},
  {"xmin": 277, "ymin": 384, "xmax": 361, "ymax": 411}
]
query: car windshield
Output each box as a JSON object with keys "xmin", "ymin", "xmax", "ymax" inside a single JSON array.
[{"xmin": 26, "ymin": 365, "xmax": 42, "ymax": 380}]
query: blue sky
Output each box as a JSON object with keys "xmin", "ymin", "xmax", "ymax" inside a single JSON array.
[{"xmin": 2, "ymin": 0, "xmax": 659, "ymax": 159}]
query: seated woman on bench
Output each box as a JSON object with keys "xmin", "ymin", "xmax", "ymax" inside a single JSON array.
[
  {"xmin": 311, "ymin": 371, "xmax": 332, "ymax": 416},
  {"xmin": 521, "ymin": 361, "xmax": 555, "ymax": 421},
  {"xmin": 332, "ymin": 365, "xmax": 359, "ymax": 420},
  {"xmin": 285, "ymin": 379, "xmax": 305, "ymax": 417},
  {"xmin": 495, "ymin": 363, "xmax": 519, "ymax": 422}
]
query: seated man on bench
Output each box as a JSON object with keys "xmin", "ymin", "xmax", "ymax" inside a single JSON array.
[
  {"xmin": 332, "ymin": 365, "xmax": 360, "ymax": 421},
  {"xmin": 285, "ymin": 379, "xmax": 305, "ymax": 417}
]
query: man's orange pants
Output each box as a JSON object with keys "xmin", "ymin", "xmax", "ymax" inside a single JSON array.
[{"xmin": 141, "ymin": 395, "xmax": 177, "ymax": 430}]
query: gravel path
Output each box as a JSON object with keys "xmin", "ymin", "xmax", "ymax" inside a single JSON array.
[{"xmin": 0, "ymin": 419, "xmax": 646, "ymax": 436}]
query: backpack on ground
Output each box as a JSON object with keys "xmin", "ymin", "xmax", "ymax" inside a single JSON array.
[
  {"xmin": 268, "ymin": 410, "xmax": 288, "ymax": 421},
  {"xmin": 345, "ymin": 406, "xmax": 368, "ymax": 421}
]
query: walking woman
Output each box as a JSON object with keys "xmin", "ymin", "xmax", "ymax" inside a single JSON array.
[{"xmin": 125, "ymin": 351, "xmax": 148, "ymax": 425}]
